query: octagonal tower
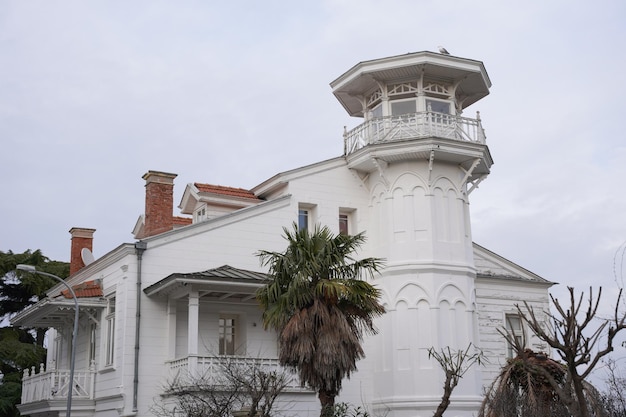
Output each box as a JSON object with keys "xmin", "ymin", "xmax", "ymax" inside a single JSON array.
[{"xmin": 331, "ymin": 51, "xmax": 492, "ymax": 417}]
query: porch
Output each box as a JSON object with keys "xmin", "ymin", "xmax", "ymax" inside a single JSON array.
[{"xmin": 343, "ymin": 111, "xmax": 486, "ymax": 154}]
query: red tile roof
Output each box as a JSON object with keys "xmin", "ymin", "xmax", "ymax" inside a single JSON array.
[
  {"xmin": 173, "ymin": 216, "xmax": 192, "ymax": 226},
  {"xmin": 195, "ymin": 183, "xmax": 259, "ymax": 200},
  {"xmin": 62, "ymin": 280, "xmax": 103, "ymax": 298}
]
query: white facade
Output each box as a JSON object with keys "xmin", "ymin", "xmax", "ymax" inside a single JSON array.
[{"xmin": 12, "ymin": 51, "xmax": 553, "ymax": 417}]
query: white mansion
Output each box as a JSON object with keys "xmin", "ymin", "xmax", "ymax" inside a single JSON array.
[{"xmin": 13, "ymin": 50, "xmax": 552, "ymax": 417}]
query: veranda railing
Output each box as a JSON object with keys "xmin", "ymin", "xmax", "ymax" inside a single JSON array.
[
  {"xmin": 21, "ymin": 362, "xmax": 96, "ymax": 403},
  {"xmin": 343, "ymin": 111, "xmax": 486, "ymax": 154}
]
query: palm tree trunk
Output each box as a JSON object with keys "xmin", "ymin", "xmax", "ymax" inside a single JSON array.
[{"xmin": 319, "ymin": 389, "xmax": 336, "ymax": 417}]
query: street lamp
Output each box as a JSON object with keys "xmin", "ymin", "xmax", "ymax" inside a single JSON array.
[{"xmin": 16, "ymin": 264, "xmax": 79, "ymax": 417}]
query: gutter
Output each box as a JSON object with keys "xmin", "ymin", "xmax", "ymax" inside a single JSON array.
[{"xmin": 133, "ymin": 241, "xmax": 148, "ymax": 413}]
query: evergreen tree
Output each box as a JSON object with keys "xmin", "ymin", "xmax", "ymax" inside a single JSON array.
[{"xmin": 0, "ymin": 249, "xmax": 69, "ymax": 416}]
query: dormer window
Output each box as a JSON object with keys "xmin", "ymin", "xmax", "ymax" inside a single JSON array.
[{"xmin": 194, "ymin": 207, "xmax": 207, "ymax": 223}]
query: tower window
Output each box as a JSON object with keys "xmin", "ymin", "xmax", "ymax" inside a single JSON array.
[
  {"xmin": 391, "ymin": 99, "xmax": 417, "ymax": 116},
  {"xmin": 370, "ymin": 104, "xmax": 383, "ymax": 119},
  {"xmin": 425, "ymin": 98, "xmax": 451, "ymax": 114}
]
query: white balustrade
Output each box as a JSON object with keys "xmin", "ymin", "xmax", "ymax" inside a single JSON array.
[
  {"xmin": 21, "ymin": 363, "xmax": 96, "ymax": 403},
  {"xmin": 166, "ymin": 356, "xmax": 307, "ymax": 391},
  {"xmin": 344, "ymin": 111, "xmax": 486, "ymax": 154}
]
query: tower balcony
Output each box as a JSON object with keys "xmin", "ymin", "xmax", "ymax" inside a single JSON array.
[
  {"xmin": 344, "ymin": 110, "xmax": 486, "ymax": 154},
  {"xmin": 343, "ymin": 110, "xmax": 492, "ymax": 180}
]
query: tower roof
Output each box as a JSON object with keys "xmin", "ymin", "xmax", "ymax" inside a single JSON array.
[{"xmin": 330, "ymin": 51, "xmax": 491, "ymax": 117}]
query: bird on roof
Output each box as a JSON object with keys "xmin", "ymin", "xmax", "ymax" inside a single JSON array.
[{"xmin": 438, "ymin": 46, "xmax": 450, "ymax": 55}]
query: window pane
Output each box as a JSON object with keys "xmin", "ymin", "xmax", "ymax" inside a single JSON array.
[
  {"xmin": 391, "ymin": 100, "xmax": 416, "ymax": 116},
  {"xmin": 371, "ymin": 104, "xmax": 382, "ymax": 119},
  {"xmin": 339, "ymin": 214, "xmax": 349, "ymax": 235},
  {"xmin": 106, "ymin": 317, "xmax": 115, "ymax": 365},
  {"xmin": 219, "ymin": 316, "xmax": 236, "ymax": 355},
  {"xmin": 105, "ymin": 297, "xmax": 116, "ymax": 366},
  {"xmin": 298, "ymin": 209, "xmax": 309, "ymax": 230},
  {"xmin": 89, "ymin": 323, "xmax": 97, "ymax": 364},
  {"xmin": 425, "ymin": 99, "xmax": 450, "ymax": 114},
  {"xmin": 505, "ymin": 314, "xmax": 523, "ymax": 358}
]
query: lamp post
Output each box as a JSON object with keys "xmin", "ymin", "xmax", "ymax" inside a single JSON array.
[{"xmin": 16, "ymin": 264, "xmax": 78, "ymax": 417}]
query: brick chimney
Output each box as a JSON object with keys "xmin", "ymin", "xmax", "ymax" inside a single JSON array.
[
  {"xmin": 69, "ymin": 227, "xmax": 96, "ymax": 275},
  {"xmin": 142, "ymin": 170, "xmax": 177, "ymax": 238}
]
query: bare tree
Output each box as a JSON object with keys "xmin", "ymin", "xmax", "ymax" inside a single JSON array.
[
  {"xmin": 428, "ymin": 343, "xmax": 486, "ymax": 417},
  {"xmin": 601, "ymin": 358, "xmax": 626, "ymax": 417},
  {"xmin": 152, "ymin": 356, "xmax": 291, "ymax": 417},
  {"xmin": 517, "ymin": 287, "xmax": 625, "ymax": 417}
]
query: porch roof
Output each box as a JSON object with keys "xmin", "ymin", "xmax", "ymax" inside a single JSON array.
[
  {"xmin": 143, "ymin": 265, "xmax": 268, "ymax": 301},
  {"xmin": 11, "ymin": 295, "xmax": 107, "ymax": 328}
]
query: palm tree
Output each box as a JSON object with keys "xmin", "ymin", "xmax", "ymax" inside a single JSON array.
[
  {"xmin": 256, "ymin": 223, "xmax": 385, "ymax": 417},
  {"xmin": 479, "ymin": 348, "xmax": 607, "ymax": 417}
]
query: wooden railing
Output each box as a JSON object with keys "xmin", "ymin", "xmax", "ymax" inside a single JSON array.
[
  {"xmin": 344, "ymin": 111, "xmax": 486, "ymax": 154},
  {"xmin": 21, "ymin": 362, "xmax": 96, "ymax": 403},
  {"xmin": 166, "ymin": 355, "xmax": 309, "ymax": 391}
]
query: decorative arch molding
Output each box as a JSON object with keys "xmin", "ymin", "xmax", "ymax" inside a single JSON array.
[
  {"xmin": 430, "ymin": 175, "xmax": 461, "ymax": 196},
  {"xmin": 435, "ymin": 282, "xmax": 468, "ymax": 306},
  {"xmin": 392, "ymin": 282, "xmax": 432, "ymax": 309},
  {"xmin": 389, "ymin": 171, "xmax": 428, "ymax": 194},
  {"xmin": 370, "ymin": 182, "xmax": 388, "ymax": 204}
]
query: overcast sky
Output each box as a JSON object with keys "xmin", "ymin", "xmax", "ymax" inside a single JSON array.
[{"xmin": 2, "ymin": 1, "xmax": 626, "ymax": 311}]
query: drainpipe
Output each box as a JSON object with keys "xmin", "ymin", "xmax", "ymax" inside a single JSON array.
[{"xmin": 133, "ymin": 241, "xmax": 147, "ymax": 412}]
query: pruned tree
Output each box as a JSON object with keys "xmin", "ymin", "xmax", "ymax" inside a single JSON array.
[
  {"xmin": 428, "ymin": 343, "xmax": 486, "ymax": 417},
  {"xmin": 151, "ymin": 356, "xmax": 291, "ymax": 417},
  {"xmin": 481, "ymin": 286, "xmax": 625, "ymax": 417},
  {"xmin": 521, "ymin": 287, "xmax": 625, "ymax": 417}
]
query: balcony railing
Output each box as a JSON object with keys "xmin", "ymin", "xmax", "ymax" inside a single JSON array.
[
  {"xmin": 166, "ymin": 355, "xmax": 309, "ymax": 391},
  {"xmin": 344, "ymin": 111, "xmax": 486, "ymax": 154},
  {"xmin": 21, "ymin": 362, "xmax": 96, "ymax": 403}
]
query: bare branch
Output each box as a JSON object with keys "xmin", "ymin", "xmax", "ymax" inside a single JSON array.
[{"xmin": 428, "ymin": 343, "xmax": 486, "ymax": 417}]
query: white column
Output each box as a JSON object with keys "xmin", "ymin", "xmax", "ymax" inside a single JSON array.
[
  {"xmin": 167, "ymin": 298, "xmax": 177, "ymax": 360},
  {"xmin": 188, "ymin": 290, "xmax": 199, "ymax": 374}
]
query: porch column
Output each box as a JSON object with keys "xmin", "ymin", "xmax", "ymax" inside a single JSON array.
[
  {"xmin": 167, "ymin": 298, "xmax": 177, "ymax": 359},
  {"xmin": 188, "ymin": 290, "xmax": 199, "ymax": 374}
]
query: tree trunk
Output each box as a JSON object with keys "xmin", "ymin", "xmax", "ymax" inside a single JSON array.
[
  {"xmin": 571, "ymin": 374, "xmax": 589, "ymax": 417},
  {"xmin": 319, "ymin": 389, "xmax": 336, "ymax": 417},
  {"xmin": 433, "ymin": 375, "xmax": 454, "ymax": 417}
]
